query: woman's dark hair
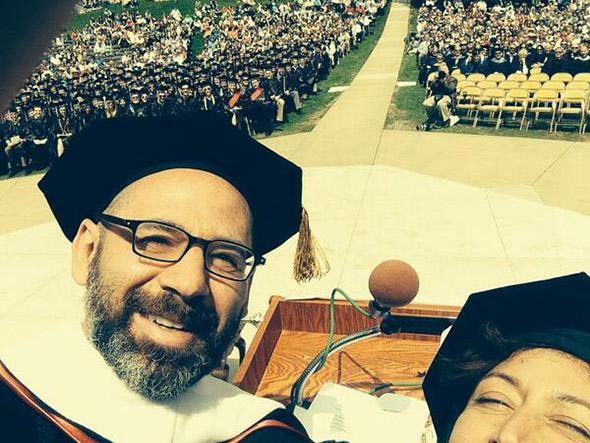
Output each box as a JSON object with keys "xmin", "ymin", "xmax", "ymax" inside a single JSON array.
[{"xmin": 439, "ymin": 322, "xmax": 529, "ymax": 384}]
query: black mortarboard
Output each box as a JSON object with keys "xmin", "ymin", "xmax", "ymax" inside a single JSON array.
[
  {"xmin": 38, "ymin": 113, "xmax": 328, "ymax": 282},
  {"xmin": 423, "ymin": 273, "xmax": 590, "ymax": 442}
]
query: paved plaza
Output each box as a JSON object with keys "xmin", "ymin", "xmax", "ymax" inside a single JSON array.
[{"xmin": 2, "ymin": 4, "xmax": 590, "ymax": 360}]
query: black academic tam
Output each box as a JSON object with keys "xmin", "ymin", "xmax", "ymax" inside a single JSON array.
[
  {"xmin": 38, "ymin": 112, "xmax": 303, "ymax": 257},
  {"xmin": 423, "ymin": 272, "xmax": 590, "ymax": 442}
]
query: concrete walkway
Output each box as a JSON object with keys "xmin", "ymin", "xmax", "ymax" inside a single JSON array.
[
  {"xmin": 376, "ymin": 130, "xmax": 590, "ymax": 215},
  {"xmin": 284, "ymin": 4, "xmax": 410, "ymax": 167}
]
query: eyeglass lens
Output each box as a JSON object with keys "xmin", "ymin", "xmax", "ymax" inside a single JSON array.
[{"xmin": 134, "ymin": 222, "xmax": 254, "ymax": 280}]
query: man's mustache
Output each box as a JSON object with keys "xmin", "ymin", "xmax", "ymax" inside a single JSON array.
[{"xmin": 123, "ymin": 289, "xmax": 219, "ymax": 336}]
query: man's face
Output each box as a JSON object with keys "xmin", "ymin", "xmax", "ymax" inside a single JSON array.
[
  {"xmin": 75, "ymin": 169, "xmax": 253, "ymax": 401},
  {"xmin": 32, "ymin": 106, "xmax": 43, "ymax": 119},
  {"xmin": 181, "ymin": 86, "xmax": 192, "ymax": 97}
]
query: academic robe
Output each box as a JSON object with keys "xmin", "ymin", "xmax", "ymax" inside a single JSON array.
[
  {"xmin": 486, "ymin": 57, "xmax": 512, "ymax": 76},
  {"xmin": 542, "ymin": 54, "xmax": 575, "ymax": 75},
  {"xmin": 0, "ymin": 321, "xmax": 310, "ymax": 442},
  {"xmin": 571, "ymin": 55, "xmax": 590, "ymax": 75}
]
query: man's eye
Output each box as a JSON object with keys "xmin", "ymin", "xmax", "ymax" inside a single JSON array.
[
  {"xmin": 210, "ymin": 252, "xmax": 246, "ymax": 270},
  {"xmin": 144, "ymin": 236, "xmax": 170, "ymax": 244},
  {"xmin": 137, "ymin": 236, "xmax": 173, "ymax": 248}
]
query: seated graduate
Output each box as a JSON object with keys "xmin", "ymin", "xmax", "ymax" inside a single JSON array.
[
  {"xmin": 423, "ymin": 273, "xmax": 590, "ymax": 443},
  {"xmin": 0, "ymin": 112, "xmax": 328, "ymax": 442}
]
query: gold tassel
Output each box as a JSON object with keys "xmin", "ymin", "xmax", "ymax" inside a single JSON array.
[{"xmin": 293, "ymin": 207, "xmax": 330, "ymax": 283}]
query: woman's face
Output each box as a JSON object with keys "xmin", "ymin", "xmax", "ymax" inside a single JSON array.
[{"xmin": 450, "ymin": 348, "xmax": 590, "ymax": 442}]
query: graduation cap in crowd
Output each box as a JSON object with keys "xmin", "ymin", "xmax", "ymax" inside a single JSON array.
[
  {"xmin": 73, "ymin": 92, "xmax": 86, "ymax": 103},
  {"xmin": 6, "ymin": 103, "xmax": 19, "ymax": 114},
  {"xmin": 38, "ymin": 113, "xmax": 329, "ymax": 283},
  {"xmin": 55, "ymin": 101, "xmax": 69, "ymax": 111},
  {"xmin": 29, "ymin": 100, "xmax": 44, "ymax": 109},
  {"xmin": 423, "ymin": 273, "xmax": 590, "ymax": 442}
]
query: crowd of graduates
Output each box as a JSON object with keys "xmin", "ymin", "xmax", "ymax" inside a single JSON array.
[
  {"xmin": 407, "ymin": 0, "xmax": 590, "ymax": 85},
  {"xmin": 1, "ymin": 0, "xmax": 385, "ymax": 177}
]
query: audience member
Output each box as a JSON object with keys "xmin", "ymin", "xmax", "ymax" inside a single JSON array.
[{"xmin": 417, "ymin": 69, "xmax": 459, "ymax": 131}]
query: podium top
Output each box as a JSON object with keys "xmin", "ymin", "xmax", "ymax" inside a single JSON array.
[{"xmin": 234, "ymin": 296, "xmax": 460, "ymax": 405}]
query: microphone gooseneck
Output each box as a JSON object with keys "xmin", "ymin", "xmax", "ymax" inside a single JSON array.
[{"xmin": 288, "ymin": 259, "xmax": 421, "ymax": 410}]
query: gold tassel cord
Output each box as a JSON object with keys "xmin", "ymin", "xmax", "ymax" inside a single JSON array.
[{"xmin": 293, "ymin": 208, "xmax": 330, "ymax": 283}]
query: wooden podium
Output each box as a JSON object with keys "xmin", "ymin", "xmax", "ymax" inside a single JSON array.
[{"xmin": 233, "ymin": 297, "xmax": 461, "ymax": 405}]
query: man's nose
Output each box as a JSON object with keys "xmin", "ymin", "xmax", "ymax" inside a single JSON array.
[{"xmin": 157, "ymin": 246, "xmax": 211, "ymax": 301}]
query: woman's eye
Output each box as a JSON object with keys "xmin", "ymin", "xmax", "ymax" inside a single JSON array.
[
  {"xmin": 474, "ymin": 396, "xmax": 511, "ymax": 409},
  {"xmin": 554, "ymin": 420, "xmax": 590, "ymax": 440}
]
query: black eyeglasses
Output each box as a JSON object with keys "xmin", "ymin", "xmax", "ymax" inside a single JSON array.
[{"xmin": 98, "ymin": 213, "xmax": 264, "ymax": 282}]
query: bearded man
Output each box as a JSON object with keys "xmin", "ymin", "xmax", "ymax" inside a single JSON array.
[{"xmin": 0, "ymin": 112, "xmax": 326, "ymax": 442}]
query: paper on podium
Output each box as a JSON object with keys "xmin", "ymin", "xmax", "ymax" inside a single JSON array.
[{"xmin": 293, "ymin": 383, "xmax": 430, "ymax": 442}]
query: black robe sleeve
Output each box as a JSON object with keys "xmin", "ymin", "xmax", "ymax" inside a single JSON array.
[{"xmin": 0, "ymin": 376, "xmax": 110, "ymax": 443}]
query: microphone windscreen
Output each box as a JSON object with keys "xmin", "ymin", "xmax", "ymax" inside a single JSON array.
[{"xmin": 368, "ymin": 260, "xmax": 419, "ymax": 308}]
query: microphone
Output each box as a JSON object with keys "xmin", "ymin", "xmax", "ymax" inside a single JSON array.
[
  {"xmin": 289, "ymin": 260, "xmax": 424, "ymax": 409},
  {"xmin": 367, "ymin": 260, "xmax": 420, "ymax": 318}
]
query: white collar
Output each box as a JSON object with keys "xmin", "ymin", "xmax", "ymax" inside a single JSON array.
[{"xmin": 1, "ymin": 321, "xmax": 281, "ymax": 443}]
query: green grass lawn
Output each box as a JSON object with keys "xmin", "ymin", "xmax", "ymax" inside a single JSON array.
[
  {"xmin": 384, "ymin": 6, "xmax": 589, "ymax": 141},
  {"xmin": 67, "ymin": 0, "xmax": 198, "ymax": 31}
]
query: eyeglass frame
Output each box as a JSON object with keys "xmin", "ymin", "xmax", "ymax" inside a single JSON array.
[{"xmin": 97, "ymin": 213, "xmax": 265, "ymax": 282}]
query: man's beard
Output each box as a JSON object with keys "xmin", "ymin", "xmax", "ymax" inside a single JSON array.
[{"xmin": 84, "ymin": 252, "xmax": 242, "ymax": 402}]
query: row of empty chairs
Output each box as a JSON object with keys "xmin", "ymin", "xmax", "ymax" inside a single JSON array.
[{"xmin": 455, "ymin": 87, "xmax": 588, "ymax": 133}]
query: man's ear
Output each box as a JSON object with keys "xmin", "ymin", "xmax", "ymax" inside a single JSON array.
[
  {"xmin": 71, "ymin": 218, "xmax": 101, "ymax": 285},
  {"xmin": 239, "ymin": 278, "xmax": 253, "ymax": 320}
]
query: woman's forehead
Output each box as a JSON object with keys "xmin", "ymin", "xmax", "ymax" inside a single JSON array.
[{"xmin": 492, "ymin": 348, "xmax": 590, "ymax": 386}]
